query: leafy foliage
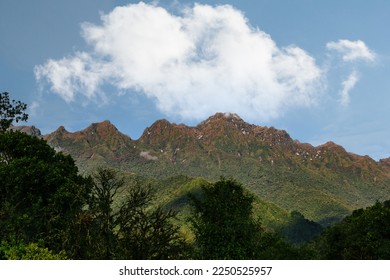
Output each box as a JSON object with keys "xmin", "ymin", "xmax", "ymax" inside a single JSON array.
[
  {"xmin": 0, "ymin": 92, "xmax": 28, "ymax": 132},
  {"xmin": 84, "ymin": 168, "xmax": 188, "ymax": 259},
  {"xmin": 0, "ymin": 241, "xmax": 68, "ymax": 260},
  {"xmin": 278, "ymin": 211, "xmax": 323, "ymax": 245},
  {"xmin": 88, "ymin": 168, "xmax": 124, "ymax": 259},
  {"xmin": 188, "ymin": 178, "xmax": 299, "ymax": 259},
  {"xmin": 0, "ymin": 131, "xmax": 92, "ymax": 257},
  {"xmin": 188, "ymin": 178, "xmax": 260, "ymax": 259},
  {"xmin": 311, "ymin": 200, "xmax": 390, "ymax": 259}
]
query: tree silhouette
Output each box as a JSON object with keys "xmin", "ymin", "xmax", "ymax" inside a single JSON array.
[
  {"xmin": 188, "ymin": 178, "xmax": 264, "ymax": 259},
  {"xmin": 0, "ymin": 131, "xmax": 92, "ymax": 257},
  {"xmin": 0, "ymin": 92, "xmax": 28, "ymax": 132},
  {"xmin": 87, "ymin": 167, "xmax": 187, "ymax": 259}
]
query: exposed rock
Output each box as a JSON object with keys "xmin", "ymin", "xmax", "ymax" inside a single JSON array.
[
  {"xmin": 379, "ymin": 157, "xmax": 390, "ymax": 168},
  {"xmin": 9, "ymin": 125, "xmax": 42, "ymax": 137},
  {"xmin": 140, "ymin": 151, "xmax": 158, "ymax": 161}
]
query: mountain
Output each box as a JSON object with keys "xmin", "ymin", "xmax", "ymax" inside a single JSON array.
[
  {"xmin": 9, "ymin": 125, "xmax": 42, "ymax": 137},
  {"xmin": 41, "ymin": 113, "xmax": 390, "ymax": 226},
  {"xmin": 380, "ymin": 157, "xmax": 390, "ymax": 171},
  {"xmin": 44, "ymin": 120, "xmax": 137, "ymax": 171}
]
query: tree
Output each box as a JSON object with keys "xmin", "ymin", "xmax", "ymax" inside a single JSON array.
[
  {"xmin": 0, "ymin": 241, "xmax": 68, "ymax": 260},
  {"xmin": 0, "ymin": 131, "xmax": 92, "ymax": 257},
  {"xmin": 279, "ymin": 211, "xmax": 323, "ymax": 245},
  {"xmin": 188, "ymin": 178, "xmax": 303, "ymax": 260},
  {"xmin": 115, "ymin": 185, "xmax": 187, "ymax": 259},
  {"xmin": 88, "ymin": 167, "xmax": 124, "ymax": 259},
  {"xmin": 312, "ymin": 200, "xmax": 390, "ymax": 260},
  {"xmin": 188, "ymin": 178, "xmax": 264, "ymax": 259},
  {"xmin": 0, "ymin": 92, "xmax": 28, "ymax": 132},
  {"xmin": 87, "ymin": 168, "xmax": 187, "ymax": 259}
]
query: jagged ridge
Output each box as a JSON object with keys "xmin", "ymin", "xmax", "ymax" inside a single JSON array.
[
  {"xmin": 30, "ymin": 112, "xmax": 390, "ymax": 225},
  {"xmin": 44, "ymin": 120, "xmax": 137, "ymax": 169}
]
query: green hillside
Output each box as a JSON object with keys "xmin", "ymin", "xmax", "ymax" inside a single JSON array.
[
  {"xmin": 118, "ymin": 173, "xmax": 323, "ymax": 244},
  {"xmin": 42, "ymin": 113, "xmax": 390, "ymax": 226}
]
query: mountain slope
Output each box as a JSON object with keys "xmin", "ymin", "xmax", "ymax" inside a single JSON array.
[
  {"xmin": 9, "ymin": 125, "xmax": 42, "ymax": 137},
  {"xmin": 42, "ymin": 113, "xmax": 390, "ymax": 225},
  {"xmin": 44, "ymin": 120, "xmax": 138, "ymax": 171}
]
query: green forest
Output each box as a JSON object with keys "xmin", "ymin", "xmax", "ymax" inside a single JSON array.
[{"xmin": 1, "ymin": 92, "xmax": 389, "ymax": 260}]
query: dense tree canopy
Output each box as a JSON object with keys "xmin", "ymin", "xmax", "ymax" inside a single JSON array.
[
  {"xmin": 0, "ymin": 93, "xmax": 187, "ymax": 259},
  {"xmin": 0, "ymin": 131, "xmax": 92, "ymax": 257},
  {"xmin": 188, "ymin": 178, "xmax": 300, "ymax": 259},
  {"xmin": 279, "ymin": 211, "xmax": 323, "ymax": 245},
  {"xmin": 188, "ymin": 178, "xmax": 260, "ymax": 259},
  {"xmin": 85, "ymin": 168, "xmax": 188, "ymax": 259},
  {"xmin": 311, "ymin": 200, "xmax": 390, "ymax": 259}
]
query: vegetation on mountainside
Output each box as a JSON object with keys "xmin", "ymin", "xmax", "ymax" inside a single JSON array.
[
  {"xmin": 43, "ymin": 113, "xmax": 390, "ymax": 227},
  {"xmin": 84, "ymin": 167, "xmax": 188, "ymax": 259},
  {"xmin": 1, "ymin": 93, "xmax": 389, "ymax": 260},
  {"xmin": 187, "ymin": 178, "xmax": 301, "ymax": 259}
]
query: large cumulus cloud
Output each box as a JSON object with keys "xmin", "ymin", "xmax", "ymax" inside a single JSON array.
[{"xmin": 35, "ymin": 2, "xmax": 329, "ymax": 121}]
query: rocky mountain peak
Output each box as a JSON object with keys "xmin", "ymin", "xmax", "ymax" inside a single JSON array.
[
  {"xmin": 9, "ymin": 125, "xmax": 42, "ymax": 137},
  {"xmin": 140, "ymin": 119, "xmax": 173, "ymax": 140},
  {"xmin": 197, "ymin": 112, "xmax": 255, "ymax": 137},
  {"xmin": 319, "ymin": 141, "xmax": 348, "ymax": 154},
  {"xmin": 86, "ymin": 120, "xmax": 115, "ymax": 130},
  {"xmin": 147, "ymin": 119, "xmax": 173, "ymax": 131},
  {"xmin": 197, "ymin": 112, "xmax": 245, "ymax": 127},
  {"xmin": 379, "ymin": 157, "xmax": 390, "ymax": 168},
  {"xmin": 54, "ymin": 125, "xmax": 68, "ymax": 135},
  {"xmin": 82, "ymin": 120, "xmax": 127, "ymax": 140},
  {"xmin": 139, "ymin": 118, "xmax": 199, "ymax": 147}
]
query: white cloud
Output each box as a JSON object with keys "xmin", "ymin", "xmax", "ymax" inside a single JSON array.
[
  {"xmin": 35, "ymin": 2, "xmax": 323, "ymax": 122},
  {"xmin": 326, "ymin": 39, "xmax": 376, "ymax": 62},
  {"xmin": 326, "ymin": 40, "xmax": 375, "ymax": 106},
  {"xmin": 340, "ymin": 70, "xmax": 359, "ymax": 107},
  {"xmin": 34, "ymin": 52, "xmax": 110, "ymax": 103},
  {"xmin": 29, "ymin": 101, "xmax": 40, "ymax": 117}
]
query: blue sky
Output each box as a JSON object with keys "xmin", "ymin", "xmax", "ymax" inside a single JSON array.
[{"xmin": 1, "ymin": 0, "xmax": 389, "ymax": 160}]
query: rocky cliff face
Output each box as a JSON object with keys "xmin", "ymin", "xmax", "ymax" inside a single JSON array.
[
  {"xmin": 9, "ymin": 125, "xmax": 42, "ymax": 137},
  {"xmin": 379, "ymin": 157, "xmax": 390, "ymax": 173}
]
